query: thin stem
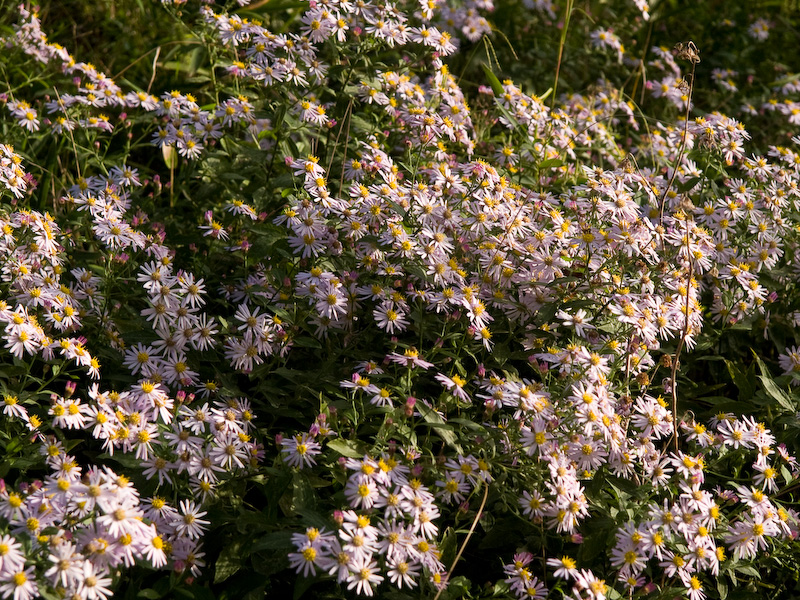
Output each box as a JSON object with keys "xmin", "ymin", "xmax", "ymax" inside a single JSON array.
[
  {"xmin": 432, "ymin": 483, "xmax": 489, "ymax": 600},
  {"xmin": 669, "ymin": 216, "xmax": 694, "ymax": 453},
  {"xmin": 146, "ymin": 46, "xmax": 161, "ymax": 95},
  {"xmin": 658, "ymin": 57, "xmax": 698, "ymax": 229},
  {"xmin": 551, "ymin": 0, "xmax": 574, "ymax": 109}
]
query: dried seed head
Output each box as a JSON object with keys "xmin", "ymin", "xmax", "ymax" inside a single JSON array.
[
  {"xmin": 619, "ymin": 153, "xmax": 635, "ymax": 174},
  {"xmin": 673, "ymin": 41, "xmax": 700, "ymax": 64},
  {"xmin": 698, "ymin": 132, "xmax": 715, "ymax": 149},
  {"xmin": 678, "ymin": 196, "xmax": 696, "ymax": 213}
]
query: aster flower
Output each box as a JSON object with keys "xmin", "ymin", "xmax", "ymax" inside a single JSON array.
[
  {"xmin": 0, "ymin": 535, "xmax": 25, "ymax": 574},
  {"xmin": 346, "ymin": 555, "xmax": 384, "ymax": 596},
  {"xmin": 1, "ymin": 395, "xmax": 28, "ymax": 421},
  {"xmin": 173, "ymin": 500, "xmax": 210, "ymax": 540},
  {"xmin": 281, "ymin": 433, "xmax": 322, "ymax": 468},
  {"xmin": 373, "ymin": 301, "xmax": 409, "ymax": 333},
  {"xmin": 435, "ymin": 372, "xmax": 471, "ymax": 402},
  {"xmin": 78, "ymin": 563, "xmax": 114, "ymax": 600},
  {"xmin": 546, "ymin": 556, "xmax": 579, "ymax": 580},
  {"xmin": 556, "ymin": 308, "xmax": 595, "ymax": 337},
  {"xmin": 387, "ymin": 348, "xmax": 433, "ymax": 369},
  {"xmin": 0, "ymin": 567, "xmax": 38, "ymax": 600},
  {"xmin": 288, "ymin": 543, "xmax": 332, "ymax": 577}
]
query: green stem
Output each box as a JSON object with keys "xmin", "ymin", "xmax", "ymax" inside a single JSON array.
[{"xmin": 551, "ymin": 0, "xmax": 574, "ymax": 109}]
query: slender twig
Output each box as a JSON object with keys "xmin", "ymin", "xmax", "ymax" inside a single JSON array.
[
  {"xmin": 432, "ymin": 483, "xmax": 490, "ymax": 600},
  {"xmin": 649, "ymin": 43, "xmax": 700, "ymax": 452},
  {"xmin": 628, "ymin": 20, "xmax": 654, "ymax": 106},
  {"xmin": 658, "ymin": 45, "xmax": 699, "ymax": 228},
  {"xmin": 327, "ymin": 98, "xmax": 353, "ymax": 177},
  {"xmin": 111, "ymin": 41, "xmax": 196, "ymax": 81},
  {"xmin": 147, "ymin": 46, "xmax": 161, "ymax": 95},
  {"xmin": 776, "ymin": 480, "xmax": 800, "ymax": 499},
  {"xmin": 337, "ymin": 102, "xmax": 354, "ymax": 196},
  {"xmin": 551, "ymin": 0, "xmax": 574, "ymax": 109},
  {"xmin": 669, "ymin": 215, "xmax": 694, "ymax": 452},
  {"xmin": 54, "ymin": 87, "xmax": 81, "ymax": 180},
  {"xmin": 239, "ymin": 0, "xmax": 272, "ymax": 9}
]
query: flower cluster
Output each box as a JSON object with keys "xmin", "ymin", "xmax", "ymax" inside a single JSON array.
[
  {"xmin": 3, "ymin": 7, "xmax": 261, "ymax": 157},
  {"xmin": 288, "ymin": 452, "xmax": 452, "ymax": 595},
  {"xmin": 0, "ymin": 105, "xmax": 263, "ymax": 600},
  {"xmin": 0, "ymin": 145, "xmax": 27, "ymax": 199},
  {"xmin": 3, "ymin": 0, "xmax": 800, "ymax": 598}
]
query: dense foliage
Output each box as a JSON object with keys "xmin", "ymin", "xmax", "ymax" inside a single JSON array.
[{"xmin": 1, "ymin": 0, "xmax": 800, "ymax": 599}]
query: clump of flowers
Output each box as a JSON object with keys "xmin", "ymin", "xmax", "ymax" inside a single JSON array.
[
  {"xmin": 287, "ymin": 452, "xmax": 456, "ymax": 595},
  {"xmin": 2, "ymin": 0, "xmax": 800, "ymax": 598}
]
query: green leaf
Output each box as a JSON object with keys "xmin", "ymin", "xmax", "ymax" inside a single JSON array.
[
  {"xmin": 761, "ymin": 378, "xmax": 794, "ymax": 411},
  {"xmin": 490, "ymin": 581, "xmax": 512, "ymax": 596},
  {"xmin": 477, "ymin": 519, "xmax": 524, "ymax": 549},
  {"xmin": 735, "ymin": 564, "xmax": 761, "ymax": 578},
  {"xmin": 137, "ymin": 591, "xmax": 161, "ymax": 600},
  {"xmin": 214, "ymin": 542, "xmax": 243, "ymax": 584},
  {"xmin": 677, "ymin": 176, "xmax": 701, "ymax": 192},
  {"xmin": 161, "ymin": 144, "xmax": 178, "ymax": 169},
  {"xmin": 447, "ymin": 418, "xmax": 486, "ymax": 432},
  {"xmin": 417, "ymin": 403, "xmax": 462, "ymax": 452},
  {"xmin": 35, "ymin": 587, "xmax": 61, "ymax": 600},
  {"xmin": 349, "ymin": 114, "xmax": 374, "ymax": 134},
  {"xmin": 326, "ymin": 438, "xmax": 364, "ymax": 458},
  {"xmin": 753, "ymin": 352, "xmax": 795, "ymax": 411},
  {"xmin": 250, "ymin": 531, "xmax": 294, "ymax": 552},
  {"xmin": 438, "ymin": 527, "xmax": 457, "ymax": 565},
  {"xmin": 577, "ymin": 529, "xmax": 609, "ymax": 564},
  {"xmin": 290, "ymin": 472, "xmax": 316, "ymax": 514},
  {"xmin": 291, "ymin": 336, "xmax": 322, "ymax": 349},
  {"xmin": 539, "ymin": 158, "xmax": 565, "ymax": 169},
  {"xmin": 769, "ymin": 72, "xmax": 800, "ymax": 88},
  {"xmin": 492, "ymin": 343, "xmax": 510, "ymax": 365},
  {"xmin": 481, "ymin": 63, "xmax": 505, "ymax": 97},
  {"xmin": 442, "ymin": 576, "xmax": 471, "ymax": 599},
  {"xmin": 725, "ymin": 359, "xmax": 756, "ymax": 401},
  {"xmin": 293, "ymin": 574, "xmax": 315, "ymax": 600}
]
